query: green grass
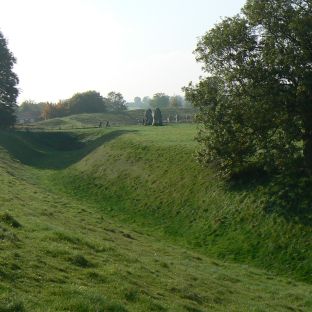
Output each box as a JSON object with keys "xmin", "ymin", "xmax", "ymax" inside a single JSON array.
[
  {"xmin": 0, "ymin": 125, "xmax": 311, "ymax": 311},
  {"xmin": 30, "ymin": 108, "xmax": 196, "ymax": 130},
  {"xmin": 48, "ymin": 125, "xmax": 311, "ymax": 282}
]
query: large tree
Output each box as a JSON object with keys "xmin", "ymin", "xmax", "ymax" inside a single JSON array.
[
  {"xmin": 66, "ymin": 90, "xmax": 106, "ymax": 114},
  {"xmin": 0, "ymin": 31, "xmax": 19, "ymax": 128},
  {"xmin": 150, "ymin": 93, "xmax": 170, "ymax": 109},
  {"xmin": 142, "ymin": 96, "xmax": 151, "ymax": 108},
  {"xmin": 106, "ymin": 91, "xmax": 127, "ymax": 112},
  {"xmin": 18, "ymin": 100, "xmax": 46, "ymax": 121},
  {"xmin": 185, "ymin": 0, "xmax": 312, "ymax": 177},
  {"xmin": 41, "ymin": 91, "xmax": 107, "ymax": 120}
]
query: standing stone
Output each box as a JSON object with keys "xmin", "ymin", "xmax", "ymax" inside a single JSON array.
[
  {"xmin": 167, "ymin": 114, "xmax": 171, "ymax": 124},
  {"xmin": 152, "ymin": 108, "xmax": 163, "ymax": 126},
  {"xmin": 143, "ymin": 109, "xmax": 153, "ymax": 125}
]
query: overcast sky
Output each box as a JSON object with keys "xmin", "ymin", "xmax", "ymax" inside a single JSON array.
[{"xmin": 0, "ymin": 0, "xmax": 246, "ymax": 103}]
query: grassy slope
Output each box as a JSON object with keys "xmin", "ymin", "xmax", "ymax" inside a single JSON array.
[
  {"xmin": 50, "ymin": 125, "xmax": 312, "ymax": 283},
  {"xmin": 0, "ymin": 127, "xmax": 311, "ymax": 311}
]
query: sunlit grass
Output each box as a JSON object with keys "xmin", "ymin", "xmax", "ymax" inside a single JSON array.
[{"xmin": 0, "ymin": 125, "xmax": 311, "ymax": 311}]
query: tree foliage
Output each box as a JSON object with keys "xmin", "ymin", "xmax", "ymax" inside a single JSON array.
[
  {"xmin": 106, "ymin": 91, "xmax": 127, "ymax": 112},
  {"xmin": 0, "ymin": 31, "xmax": 19, "ymax": 128},
  {"xmin": 18, "ymin": 100, "xmax": 46, "ymax": 121},
  {"xmin": 41, "ymin": 91, "xmax": 108, "ymax": 120},
  {"xmin": 150, "ymin": 93, "xmax": 170, "ymax": 109},
  {"xmin": 41, "ymin": 101, "xmax": 67, "ymax": 120},
  {"xmin": 66, "ymin": 91, "xmax": 106, "ymax": 114},
  {"xmin": 41, "ymin": 90, "xmax": 129, "ymax": 120},
  {"xmin": 185, "ymin": 0, "xmax": 312, "ymax": 177},
  {"xmin": 142, "ymin": 96, "xmax": 151, "ymax": 108},
  {"xmin": 134, "ymin": 96, "xmax": 142, "ymax": 107},
  {"xmin": 169, "ymin": 95, "xmax": 183, "ymax": 108},
  {"xmin": 129, "ymin": 94, "xmax": 190, "ymax": 110}
]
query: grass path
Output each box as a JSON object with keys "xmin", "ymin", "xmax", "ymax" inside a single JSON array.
[{"xmin": 0, "ymin": 127, "xmax": 311, "ymax": 311}]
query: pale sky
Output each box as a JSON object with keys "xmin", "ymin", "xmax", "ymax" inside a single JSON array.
[{"xmin": 0, "ymin": 0, "xmax": 246, "ymax": 103}]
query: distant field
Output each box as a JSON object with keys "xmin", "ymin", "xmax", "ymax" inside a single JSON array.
[
  {"xmin": 0, "ymin": 125, "xmax": 311, "ymax": 311},
  {"xmin": 29, "ymin": 108, "xmax": 196, "ymax": 130}
]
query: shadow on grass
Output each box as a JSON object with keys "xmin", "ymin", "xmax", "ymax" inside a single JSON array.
[
  {"xmin": 227, "ymin": 166, "xmax": 312, "ymax": 227},
  {"xmin": 262, "ymin": 172, "xmax": 312, "ymax": 227},
  {"xmin": 0, "ymin": 129, "xmax": 136, "ymax": 170}
]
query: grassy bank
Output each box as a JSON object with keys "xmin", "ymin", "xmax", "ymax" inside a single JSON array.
[
  {"xmin": 46, "ymin": 125, "xmax": 311, "ymax": 282},
  {"xmin": 0, "ymin": 126, "xmax": 311, "ymax": 311}
]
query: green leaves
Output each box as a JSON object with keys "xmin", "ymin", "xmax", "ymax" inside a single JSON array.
[
  {"xmin": 186, "ymin": 0, "xmax": 312, "ymax": 178},
  {"xmin": 106, "ymin": 91, "xmax": 127, "ymax": 112},
  {"xmin": 0, "ymin": 31, "xmax": 19, "ymax": 128}
]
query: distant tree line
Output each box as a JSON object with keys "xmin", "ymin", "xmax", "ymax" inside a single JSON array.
[
  {"xmin": 1, "ymin": 28, "xmax": 191, "ymax": 126},
  {"xmin": 127, "ymin": 94, "xmax": 192, "ymax": 110},
  {"xmin": 17, "ymin": 92, "xmax": 193, "ymax": 122},
  {"xmin": 18, "ymin": 91, "xmax": 127, "ymax": 121}
]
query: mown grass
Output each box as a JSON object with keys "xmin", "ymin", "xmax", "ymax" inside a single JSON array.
[{"xmin": 0, "ymin": 125, "xmax": 311, "ymax": 311}]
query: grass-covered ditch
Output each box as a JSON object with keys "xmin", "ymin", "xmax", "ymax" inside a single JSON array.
[
  {"xmin": 46, "ymin": 125, "xmax": 311, "ymax": 283},
  {"xmin": 0, "ymin": 125, "xmax": 311, "ymax": 311}
]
